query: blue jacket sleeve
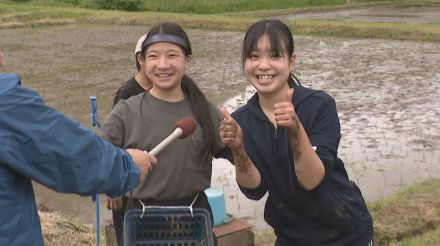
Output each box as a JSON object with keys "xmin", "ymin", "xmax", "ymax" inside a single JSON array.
[{"xmin": 0, "ymin": 74, "xmax": 140, "ymax": 197}]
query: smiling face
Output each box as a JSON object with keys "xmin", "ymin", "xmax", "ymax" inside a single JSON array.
[
  {"xmin": 144, "ymin": 42, "xmax": 191, "ymax": 95},
  {"xmin": 244, "ymin": 34, "xmax": 295, "ymax": 96}
]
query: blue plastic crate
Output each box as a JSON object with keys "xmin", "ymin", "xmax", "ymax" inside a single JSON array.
[{"xmin": 123, "ymin": 207, "xmax": 214, "ymax": 246}]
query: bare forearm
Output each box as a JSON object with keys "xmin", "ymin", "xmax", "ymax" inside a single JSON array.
[
  {"xmin": 232, "ymin": 146, "xmax": 261, "ymax": 189},
  {"xmin": 291, "ymin": 124, "xmax": 325, "ymax": 190}
]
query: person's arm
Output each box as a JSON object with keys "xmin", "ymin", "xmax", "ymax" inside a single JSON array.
[
  {"xmin": 0, "ymin": 74, "xmax": 154, "ymax": 197},
  {"xmin": 219, "ymin": 108, "xmax": 261, "ymax": 189},
  {"xmin": 274, "ymin": 89, "xmax": 325, "ymax": 190}
]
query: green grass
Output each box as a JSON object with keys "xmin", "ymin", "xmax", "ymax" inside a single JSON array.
[
  {"xmin": 3, "ymin": 0, "xmax": 440, "ymax": 14},
  {"xmin": 1, "ymin": 0, "xmax": 389, "ymax": 14},
  {"xmin": 0, "ymin": 3, "xmax": 91, "ymax": 21},
  {"xmin": 286, "ymin": 19, "xmax": 440, "ymax": 42},
  {"xmin": 369, "ymin": 179, "xmax": 440, "ymax": 245},
  {"xmin": 393, "ymin": 227, "xmax": 440, "ymax": 246},
  {"xmin": 133, "ymin": 0, "xmax": 348, "ymax": 14},
  {"xmin": 2, "ymin": 1, "xmax": 439, "ymax": 42}
]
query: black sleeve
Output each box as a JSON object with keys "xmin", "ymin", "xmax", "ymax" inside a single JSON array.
[
  {"xmin": 113, "ymin": 86, "xmax": 127, "ymax": 107},
  {"xmin": 238, "ymin": 174, "xmax": 268, "ymax": 200}
]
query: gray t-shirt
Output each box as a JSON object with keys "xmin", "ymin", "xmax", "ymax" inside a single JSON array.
[{"xmin": 100, "ymin": 92, "xmax": 226, "ymax": 200}]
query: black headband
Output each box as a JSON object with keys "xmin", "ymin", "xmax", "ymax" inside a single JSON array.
[{"xmin": 141, "ymin": 34, "xmax": 188, "ymax": 52}]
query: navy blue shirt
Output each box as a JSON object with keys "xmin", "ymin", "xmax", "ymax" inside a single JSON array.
[{"xmin": 233, "ymin": 84, "xmax": 373, "ymax": 245}]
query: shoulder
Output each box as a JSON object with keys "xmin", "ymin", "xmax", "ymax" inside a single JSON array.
[
  {"xmin": 117, "ymin": 93, "xmax": 144, "ymax": 109},
  {"xmin": 113, "ymin": 84, "xmax": 129, "ymax": 106},
  {"xmin": 113, "ymin": 77, "xmax": 143, "ymax": 106},
  {"xmin": 294, "ymin": 85, "xmax": 334, "ymax": 107},
  {"xmin": 231, "ymin": 93, "xmax": 258, "ymax": 120},
  {"xmin": 230, "ymin": 104, "xmax": 253, "ymax": 126},
  {"xmin": 231, "ymin": 104, "xmax": 250, "ymax": 118},
  {"xmin": 0, "ymin": 74, "xmax": 44, "ymax": 106},
  {"xmin": 0, "ymin": 73, "xmax": 21, "ymax": 95}
]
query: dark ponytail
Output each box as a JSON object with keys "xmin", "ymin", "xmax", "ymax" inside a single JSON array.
[{"xmin": 181, "ymin": 75, "xmax": 215, "ymax": 158}]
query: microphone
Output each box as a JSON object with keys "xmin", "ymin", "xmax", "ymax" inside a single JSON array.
[{"xmin": 148, "ymin": 116, "xmax": 197, "ymax": 157}]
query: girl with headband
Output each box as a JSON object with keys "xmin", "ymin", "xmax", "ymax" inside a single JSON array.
[{"xmin": 100, "ymin": 22, "xmax": 232, "ymax": 245}]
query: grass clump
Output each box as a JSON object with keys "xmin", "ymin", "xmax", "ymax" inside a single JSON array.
[
  {"xmin": 369, "ymin": 179, "xmax": 440, "ymax": 245},
  {"xmin": 38, "ymin": 204, "xmax": 103, "ymax": 246}
]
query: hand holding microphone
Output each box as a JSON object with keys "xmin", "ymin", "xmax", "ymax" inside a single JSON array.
[{"xmin": 126, "ymin": 149, "xmax": 157, "ymax": 183}]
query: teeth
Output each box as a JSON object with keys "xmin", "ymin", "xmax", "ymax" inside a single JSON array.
[{"xmin": 259, "ymin": 75, "xmax": 272, "ymax": 80}]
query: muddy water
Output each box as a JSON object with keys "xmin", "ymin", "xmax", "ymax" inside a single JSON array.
[{"xmin": 1, "ymin": 24, "xmax": 439, "ymax": 232}]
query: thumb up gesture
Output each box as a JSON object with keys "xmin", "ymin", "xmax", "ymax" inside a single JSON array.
[
  {"xmin": 274, "ymin": 88, "xmax": 300, "ymax": 138},
  {"xmin": 219, "ymin": 108, "xmax": 243, "ymax": 150}
]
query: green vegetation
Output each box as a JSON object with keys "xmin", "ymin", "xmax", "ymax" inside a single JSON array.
[
  {"xmin": 370, "ymin": 179, "xmax": 440, "ymax": 245},
  {"xmin": 4, "ymin": 0, "xmax": 384, "ymax": 13},
  {"xmin": 1, "ymin": 0, "xmax": 440, "ymax": 42},
  {"xmin": 4, "ymin": 0, "xmax": 440, "ymax": 13},
  {"xmin": 285, "ymin": 19, "xmax": 440, "ymax": 42}
]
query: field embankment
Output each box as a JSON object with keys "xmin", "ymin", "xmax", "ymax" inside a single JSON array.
[{"xmin": 1, "ymin": 0, "xmax": 440, "ymax": 42}]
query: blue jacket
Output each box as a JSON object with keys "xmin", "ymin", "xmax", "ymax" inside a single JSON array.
[
  {"xmin": 233, "ymin": 84, "xmax": 373, "ymax": 245},
  {"xmin": 0, "ymin": 74, "xmax": 141, "ymax": 245}
]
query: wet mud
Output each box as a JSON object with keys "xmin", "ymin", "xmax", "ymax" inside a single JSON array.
[{"xmin": 1, "ymin": 18, "xmax": 439, "ymax": 231}]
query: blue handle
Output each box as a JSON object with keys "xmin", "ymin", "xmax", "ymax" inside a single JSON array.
[
  {"xmin": 90, "ymin": 96, "xmax": 98, "ymax": 127},
  {"xmin": 89, "ymin": 95, "xmax": 100, "ymax": 246}
]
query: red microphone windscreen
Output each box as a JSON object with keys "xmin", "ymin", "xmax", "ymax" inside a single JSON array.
[{"xmin": 174, "ymin": 117, "xmax": 197, "ymax": 138}]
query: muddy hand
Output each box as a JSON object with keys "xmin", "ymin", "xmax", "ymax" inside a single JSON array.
[
  {"xmin": 126, "ymin": 149, "xmax": 157, "ymax": 182},
  {"xmin": 274, "ymin": 88, "xmax": 300, "ymax": 138},
  {"xmin": 106, "ymin": 197, "xmax": 123, "ymax": 211},
  {"xmin": 219, "ymin": 108, "xmax": 243, "ymax": 150}
]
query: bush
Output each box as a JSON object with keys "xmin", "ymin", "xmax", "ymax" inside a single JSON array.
[
  {"xmin": 92, "ymin": 0, "xmax": 142, "ymax": 11},
  {"xmin": 115, "ymin": 0, "xmax": 142, "ymax": 11},
  {"xmin": 93, "ymin": 0, "xmax": 113, "ymax": 9},
  {"xmin": 63, "ymin": 0, "xmax": 80, "ymax": 5}
]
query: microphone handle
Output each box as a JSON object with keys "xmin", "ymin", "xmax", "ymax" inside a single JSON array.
[{"xmin": 149, "ymin": 127, "xmax": 183, "ymax": 157}]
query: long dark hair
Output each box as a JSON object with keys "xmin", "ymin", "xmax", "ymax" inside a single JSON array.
[
  {"xmin": 242, "ymin": 19, "xmax": 300, "ymax": 87},
  {"xmin": 141, "ymin": 22, "xmax": 216, "ymax": 158}
]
